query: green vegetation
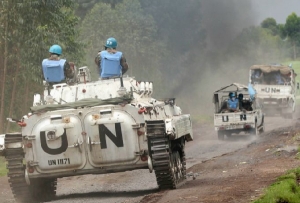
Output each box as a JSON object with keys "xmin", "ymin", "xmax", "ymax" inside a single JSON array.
[
  {"xmin": 282, "ymin": 61, "xmax": 300, "ymax": 76},
  {"xmin": 0, "ymin": 0, "xmax": 83, "ymax": 133},
  {"xmin": 253, "ymin": 168, "xmax": 300, "ymax": 203},
  {"xmin": 0, "ymin": 157, "xmax": 7, "ymax": 176},
  {"xmin": 0, "ymin": 1, "xmax": 300, "ymax": 132}
]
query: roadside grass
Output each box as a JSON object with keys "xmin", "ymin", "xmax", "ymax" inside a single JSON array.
[
  {"xmin": 253, "ymin": 168, "xmax": 300, "ymax": 203},
  {"xmin": 282, "ymin": 60, "xmax": 300, "ymax": 77},
  {"xmin": 0, "ymin": 157, "xmax": 7, "ymax": 176},
  {"xmin": 253, "ymin": 129, "xmax": 300, "ymax": 203}
]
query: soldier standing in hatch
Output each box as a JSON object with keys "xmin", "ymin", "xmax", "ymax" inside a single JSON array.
[
  {"xmin": 42, "ymin": 44, "xmax": 75, "ymax": 81},
  {"xmin": 94, "ymin": 37, "xmax": 128, "ymax": 78}
]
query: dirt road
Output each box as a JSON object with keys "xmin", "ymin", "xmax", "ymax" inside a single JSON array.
[{"xmin": 0, "ymin": 117, "xmax": 298, "ymax": 203}]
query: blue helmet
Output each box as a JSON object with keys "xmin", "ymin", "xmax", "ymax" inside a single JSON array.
[
  {"xmin": 105, "ymin": 37, "xmax": 118, "ymax": 48},
  {"xmin": 229, "ymin": 92, "xmax": 236, "ymax": 98},
  {"xmin": 49, "ymin": 44, "xmax": 62, "ymax": 55}
]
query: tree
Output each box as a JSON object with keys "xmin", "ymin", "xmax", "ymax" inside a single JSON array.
[
  {"xmin": 261, "ymin": 18, "xmax": 279, "ymax": 36},
  {"xmin": 80, "ymin": 0, "xmax": 165, "ymax": 89},
  {"xmin": 0, "ymin": 1, "xmax": 84, "ymax": 133},
  {"xmin": 284, "ymin": 12, "xmax": 300, "ymax": 60},
  {"xmin": 227, "ymin": 26, "xmax": 286, "ymax": 65},
  {"xmin": 76, "ymin": 0, "xmax": 123, "ymax": 19}
]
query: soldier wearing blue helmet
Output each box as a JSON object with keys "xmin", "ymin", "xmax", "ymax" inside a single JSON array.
[
  {"xmin": 227, "ymin": 92, "xmax": 239, "ymax": 112},
  {"xmin": 42, "ymin": 44, "xmax": 75, "ymax": 83},
  {"xmin": 95, "ymin": 37, "xmax": 129, "ymax": 78}
]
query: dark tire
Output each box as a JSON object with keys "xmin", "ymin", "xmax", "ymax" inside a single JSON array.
[
  {"xmin": 259, "ymin": 117, "xmax": 265, "ymax": 133},
  {"xmin": 218, "ymin": 131, "xmax": 225, "ymax": 140},
  {"xmin": 225, "ymin": 132, "xmax": 232, "ymax": 138},
  {"xmin": 251, "ymin": 125, "xmax": 259, "ymax": 136},
  {"xmin": 5, "ymin": 134, "xmax": 57, "ymax": 203}
]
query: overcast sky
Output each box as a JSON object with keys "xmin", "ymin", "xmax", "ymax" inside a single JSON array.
[{"xmin": 252, "ymin": 0, "xmax": 300, "ymax": 24}]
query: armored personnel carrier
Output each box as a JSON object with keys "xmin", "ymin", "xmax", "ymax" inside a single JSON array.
[
  {"xmin": 249, "ymin": 64, "xmax": 298, "ymax": 119},
  {"xmin": 2, "ymin": 66, "xmax": 193, "ymax": 202}
]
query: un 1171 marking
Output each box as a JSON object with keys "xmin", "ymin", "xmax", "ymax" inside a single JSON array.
[{"xmin": 48, "ymin": 158, "xmax": 70, "ymax": 166}]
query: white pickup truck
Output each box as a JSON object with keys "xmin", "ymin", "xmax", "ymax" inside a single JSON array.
[
  {"xmin": 249, "ymin": 64, "xmax": 298, "ymax": 119},
  {"xmin": 213, "ymin": 83, "xmax": 264, "ymax": 140}
]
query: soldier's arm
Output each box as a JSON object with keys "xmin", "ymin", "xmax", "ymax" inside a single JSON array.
[
  {"xmin": 120, "ymin": 55, "xmax": 128, "ymax": 75},
  {"xmin": 64, "ymin": 61, "xmax": 75, "ymax": 79},
  {"xmin": 95, "ymin": 52, "xmax": 101, "ymax": 75}
]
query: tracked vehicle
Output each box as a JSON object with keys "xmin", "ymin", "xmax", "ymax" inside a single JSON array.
[{"xmin": 2, "ymin": 66, "xmax": 193, "ymax": 202}]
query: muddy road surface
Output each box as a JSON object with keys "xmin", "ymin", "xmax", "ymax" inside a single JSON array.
[{"xmin": 0, "ymin": 116, "xmax": 297, "ymax": 203}]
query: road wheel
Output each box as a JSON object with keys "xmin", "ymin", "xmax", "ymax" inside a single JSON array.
[
  {"xmin": 150, "ymin": 135, "xmax": 186, "ymax": 189},
  {"xmin": 171, "ymin": 151, "xmax": 184, "ymax": 185},
  {"xmin": 218, "ymin": 131, "xmax": 225, "ymax": 140}
]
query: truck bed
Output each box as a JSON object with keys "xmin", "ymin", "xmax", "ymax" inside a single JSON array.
[{"xmin": 214, "ymin": 111, "xmax": 256, "ymax": 131}]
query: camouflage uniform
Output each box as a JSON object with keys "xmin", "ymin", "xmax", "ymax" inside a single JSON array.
[{"xmin": 94, "ymin": 50, "xmax": 129, "ymax": 76}]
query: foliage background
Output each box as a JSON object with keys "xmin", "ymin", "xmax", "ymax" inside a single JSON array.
[{"xmin": 0, "ymin": 0, "xmax": 299, "ymax": 133}]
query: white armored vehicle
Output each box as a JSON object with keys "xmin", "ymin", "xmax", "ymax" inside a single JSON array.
[
  {"xmin": 213, "ymin": 83, "xmax": 264, "ymax": 140},
  {"xmin": 249, "ymin": 64, "xmax": 298, "ymax": 118},
  {"xmin": 2, "ymin": 66, "xmax": 193, "ymax": 202}
]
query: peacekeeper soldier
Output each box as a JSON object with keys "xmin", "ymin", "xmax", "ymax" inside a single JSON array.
[
  {"xmin": 226, "ymin": 92, "xmax": 239, "ymax": 112},
  {"xmin": 251, "ymin": 69, "xmax": 263, "ymax": 84},
  {"xmin": 94, "ymin": 37, "xmax": 128, "ymax": 78},
  {"xmin": 42, "ymin": 44, "xmax": 75, "ymax": 83}
]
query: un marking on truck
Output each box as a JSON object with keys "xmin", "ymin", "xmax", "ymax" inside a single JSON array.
[
  {"xmin": 264, "ymin": 87, "xmax": 279, "ymax": 93},
  {"xmin": 240, "ymin": 114, "xmax": 247, "ymax": 121},
  {"xmin": 222, "ymin": 116, "xmax": 229, "ymax": 122}
]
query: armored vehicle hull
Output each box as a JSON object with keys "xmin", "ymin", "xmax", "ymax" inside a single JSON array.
[{"xmin": 3, "ymin": 67, "xmax": 193, "ymax": 202}]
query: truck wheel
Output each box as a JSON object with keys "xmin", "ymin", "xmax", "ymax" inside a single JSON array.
[
  {"xmin": 218, "ymin": 131, "xmax": 225, "ymax": 140},
  {"xmin": 259, "ymin": 118, "xmax": 265, "ymax": 133},
  {"xmin": 251, "ymin": 124, "xmax": 259, "ymax": 136}
]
